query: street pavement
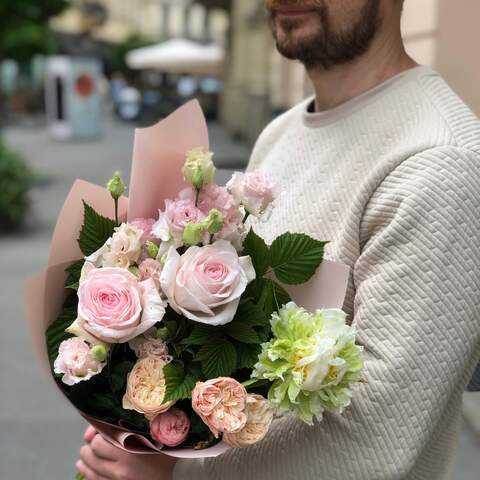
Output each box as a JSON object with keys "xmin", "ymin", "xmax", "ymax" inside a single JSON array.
[{"xmin": 1, "ymin": 117, "xmax": 479, "ymax": 479}]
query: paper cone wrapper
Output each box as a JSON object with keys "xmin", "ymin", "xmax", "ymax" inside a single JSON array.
[{"xmin": 24, "ymin": 100, "xmax": 350, "ymax": 458}]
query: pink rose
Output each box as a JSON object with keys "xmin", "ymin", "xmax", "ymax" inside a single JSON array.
[
  {"xmin": 54, "ymin": 337, "xmax": 105, "ymax": 386},
  {"xmin": 138, "ymin": 258, "xmax": 163, "ymax": 289},
  {"xmin": 198, "ymin": 184, "xmax": 243, "ymax": 224},
  {"xmin": 160, "ymin": 240, "xmax": 256, "ymax": 326},
  {"xmin": 192, "ymin": 377, "xmax": 248, "ymax": 437},
  {"xmin": 150, "ymin": 408, "xmax": 190, "ymax": 447},
  {"xmin": 152, "ymin": 197, "xmax": 205, "ymax": 248},
  {"xmin": 227, "ymin": 172, "xmax": 276, "ymax": 217},
  {"xmin": 67, "ymin": 268, "xmax": 165, "ymax": 344},
  {"xmin": 223, "ymin": 394, "xmax": 274, "ymax": 447},
  {"xmin": 129, "ymin": 218, "xmax": 157, "ymax": 243}
]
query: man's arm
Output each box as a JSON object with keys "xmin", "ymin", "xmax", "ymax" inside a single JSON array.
[{"xmin": 174, "ymin": 146, "xmax": 480, "ymax": 480}]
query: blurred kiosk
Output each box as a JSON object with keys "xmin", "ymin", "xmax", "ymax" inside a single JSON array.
[{"xmin": 45, "ymin": 56, "xmax": 103, "ymax": 140}]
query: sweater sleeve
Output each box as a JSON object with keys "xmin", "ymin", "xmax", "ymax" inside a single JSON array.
[{"xmin": 173, "ymin": 146, "xmax": 480, "ymax": 480}]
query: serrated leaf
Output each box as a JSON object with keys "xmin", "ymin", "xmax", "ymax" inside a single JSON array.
[
  {"xmin": 235, "ymin": 300, "xmax": 269, "ymax": 328},
  {"xmin": 46, "ymin": 294, "xmax": 77, "ymax": 367},
  {"xmin": 196, "ymin": 339, "xmax": 237, "ymax": 378},
  {"xmin": 243, "ymin": 228, "xmax": 270, "ymax": 277},
  {"xmin": 260, "ymin": 279, "xmax": 292, "ymax": 317},
  {"xmin": 225, "ymin": 322, "xmax": 259, "ymax": 344},
  {"xmin": 64, "ymin": 259, "xmax": 84, "ymax": 290},
  {"xmin": 182, "ymin": 324, "xmax": 223, "ymax": 346},
  {"xmin": 164, "ymin": 362, "xmax": 202, "ymax": 402},
  {"xmin": 270, "ymin": 232, "xmax": 327, "ymax": 284},
  {"xmin": 236, "ymin": 342, "xmax": 262, "ymax": 370},
  {"xmin": 78, "ymin": 201, "xmax": 116, "ymax": 256}
]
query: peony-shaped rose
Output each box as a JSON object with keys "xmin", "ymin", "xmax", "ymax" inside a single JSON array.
[
  {"xmin": 152, "ymin": 197, "xmax": 205, "ymax": 248},
  {"xmin": 66, "ymin": 268, "xmax": 165, "ymax": 344},
  {"xmin": 192, "ymin": 377, "xmax": 248, "ymax": 437},
  {"xmin": 129, "ymin": 218, "xmax": 157, "ymax": 243},
  {"xmin": 87, "ymin": 223, "xmax": 143, "ymax": 269},
  {"xmin": 160, "ymin": 240, "xmax": 256, "ymax": 326},
  {"xmin": 223, "ymin": 394, "xmax": 274, "ymax": 447},
  {"xmin": 227, "ymin": 172, "xmax": 276, "ymax": 217},
  {"xmin": 138, "ymin": 258, "xmax": 163, "ymax": 289},
  {"xmin": 150, "ymin": 408, "xmax": 190, "ymax": 447},
  {"xmin": 123, "ymin": 357, "xmax": 174, "ymax": 421},
  {"xmin": 54, "ymin": 337, "xmax": 105, "ymax": 386}
]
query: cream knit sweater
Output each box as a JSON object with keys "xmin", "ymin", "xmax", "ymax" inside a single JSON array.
[{"xmin": 174, "ymin": 66, "xmax": 480, "ymax": 480}]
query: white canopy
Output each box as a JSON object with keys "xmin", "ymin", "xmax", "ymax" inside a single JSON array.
[{"xmin": 126, "ymin": 38, "xmax": 224, "ymax": 76}]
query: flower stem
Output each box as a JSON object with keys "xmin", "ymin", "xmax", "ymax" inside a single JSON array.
[
  {"xmin": 195, "ymin": 188, "xmax": 200, "ymax": 207},
  {"xmin": 243, "ymin": 211, "xmax": 250, "ymax": 223},
  {"xmin": 114, "ymin": 198, "xmax": 119, "ymax": 226}
]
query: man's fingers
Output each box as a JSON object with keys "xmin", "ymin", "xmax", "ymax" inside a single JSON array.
[
  {"xmin": 84, "ymin": 425, "xmax": 98, "ymax": 443},
  {"xmin": 79, "ymin": 445, "xmax": 117, "ymax": 478},
  {"xmin": 76, "ymin": 459, "xmax": 109, "ymax": 480},
  {"xmin": 90, "ymin": 433, "xmax": 124, "ymax": 461}
]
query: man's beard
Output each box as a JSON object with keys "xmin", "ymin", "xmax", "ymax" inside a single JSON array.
[{"xmin": 269, "ymin": 0, "xmax": 381, "ymax": 69}]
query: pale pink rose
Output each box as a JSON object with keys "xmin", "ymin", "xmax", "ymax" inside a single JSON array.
[
  {"xmin": 86, "ymin": 223, "xmax": 143, "ymax": 269},
  {"xmin": 54, "ymin": 337, "xmax": 105, "ymax": 386},
  {"xmin": 123, "ymin": 357, "xmax": 174, "ymax": 421},
  {"xmin": 223, "ymin": 394, "xmax": 274, "ymax": 447},
  {"xmin": 128, "ymin": 328, "xmax": 171, "ymax": 362},
  {"xmin": 129, "ymin": 218, "xmax": 157, "ymax": 243},
  {"xmin": 150, "ymin": 408, "xmax": 190, "ymax": 447},
  {"xmin": 160, "ymin": 240, "xmax": 256, "ymax": 326},
  {"xmin": 67, "ymin": 268, "xmax": 165, "ymax": 344},
  {"xmin": 227, "ymin": 172, "xmax": 275, "ymax": 217},
  {"xmin": 198, "ymin": 184, "xmax": 243, "ymax": 224},
  {"xmin": 213, "ymin": 221, "xmax": 247, "ymax": 252},
  {"xmin": 152, "ymin": 197, "xmax": 205, "ymax": 248},
  {"xmin": 138, "ymin": 258, "xmax": 163, "ymax": 289},
  {"xmin": 192, "ymin": 377, "xmax": 248, "ymax": 437}
]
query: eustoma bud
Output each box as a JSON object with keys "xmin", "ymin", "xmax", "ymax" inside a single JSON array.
[
  {"xmin": 90, "ymin": 344, "xmax": 108, "ymax": 362},
  {"xmin": 145, "ymin": 240, "xmax": 160, "ymax": 259},
  {"xmin": 182, "ymin": 147, "xmax": 215, "ymax": 189},
  {"xmin": 182, "ymin": 223, "xmax": 205, "ymax": 247},
  {"xmin": 202, "ymin": 209, "xmax": 224, "ymax": 234},
  {"xmin": 107, "ymin": 171, "xmax": 126, "ymax": 200}
]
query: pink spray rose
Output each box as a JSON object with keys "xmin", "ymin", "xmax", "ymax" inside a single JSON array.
[
  {"xmin": 128, "ymin": 328, "xmax": 171, "ymax": 362},
  {"xmin": 150, "ymin": 408, "xmax": 190, "ymax": 447},
  {"xmin": 152, "ymin": 196, "xmax": 205, "ymax": 248},
  {"xmin": 227, "ymin": 172, "xmax": 276, "ymax": 217},
  {"xmin": 66, "ymin": 268, "xmax": 165, "ymax": 344},
  {"xmin": 54, "ymin": 337, "xmax": 105, "ymax": 386},
  {"xmin": 160, "ymin": 240, "xmax": 256, "ymax": 326},
  {"xmin": 192, "ymin": 377, "xmax": 248, "ymax": 437},
  {"xmin": 129, "ymin": 218, "xmax": 157, "ymax": 243},
  {"xmin": 223, "ymin": 394, "xmax": 274, "ymax": 447}
]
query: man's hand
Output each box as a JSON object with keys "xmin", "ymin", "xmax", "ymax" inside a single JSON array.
[{"xmin": 76, "ymin": 426, "xmax": 177, "ymax": 480}]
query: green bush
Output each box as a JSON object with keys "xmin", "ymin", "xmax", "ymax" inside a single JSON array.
[{"xmin": 0, "ymin": 139, "xmax": 33, "ymax": 231}]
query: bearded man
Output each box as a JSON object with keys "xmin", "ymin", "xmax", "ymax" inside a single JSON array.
[{"xmin": 77, "ymin": 1, "xmax": 480, "ymax": 479}]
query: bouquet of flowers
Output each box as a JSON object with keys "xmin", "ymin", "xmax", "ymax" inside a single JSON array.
[{"xmin": 25, "ymin": 101, "xmax": 363, "ymax": 472}]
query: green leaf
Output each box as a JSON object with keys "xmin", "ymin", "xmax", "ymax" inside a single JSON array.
[
  {"xmin": 270, "ymin": 232, "xmax": 327, "ymax": 284},
  {"xmin": 260, "ymin": 279, "xmax": 292, "ymax": 317},
  {"xmin": 45, "ymin": 294, "xmax": 77, "ymax": 367},
  {"xmin": 236, "ymin": 342, "xmax": 262, "ymax": 370},
  {"xmin": 242, "ymin": 378, "xmax": 270, "ymax": 389},
  {"xmin": 182, "ymin": 324, "xmax": 223, "ymax": 346},
  {"xmin": 78, "ymin": 201, "xmax": 116, "ymax": 256},
  {"xmin": 64, "ymin": 259, "xmax": 84, "ymax": 290},
  {"xmin": 196, "ymin": 339, "xmax": 237, "ymax": 378},
  {"xmin": 109, "ymin": 361, "xmax": 134, "ymax": 393},
  {"xmin": 235, "ymin": 300, "xmax": 269, "ymax": 328},
  {"xmin": 243, "ymin": 228, "xmax": 270, "ymax": 277},
  {"xmin": 164, "ymin": 362, "xmax": 203, "ymax": 402},
  {"xmin": 225, "ymin": 322, "xmax": 259, "ymax": 344}
]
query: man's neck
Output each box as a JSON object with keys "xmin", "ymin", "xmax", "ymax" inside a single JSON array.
[{"xmin": 308, "ymin": 30, "xmax": 417, "ymax": 112}]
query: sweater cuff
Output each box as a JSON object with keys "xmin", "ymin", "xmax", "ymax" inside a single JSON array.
[{"xmin": 173, "ymin": 458, "xmax": 206, "ymax": 480}]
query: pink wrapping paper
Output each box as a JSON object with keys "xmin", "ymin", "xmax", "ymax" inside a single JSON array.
[{"xmin": 24, "ymin": 100, "xmax": 350, "ymax": 459}]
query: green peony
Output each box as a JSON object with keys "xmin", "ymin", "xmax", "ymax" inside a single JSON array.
[{"xmin": 252, "ymin": 302, "xmax": 363, "ymax": 425}]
